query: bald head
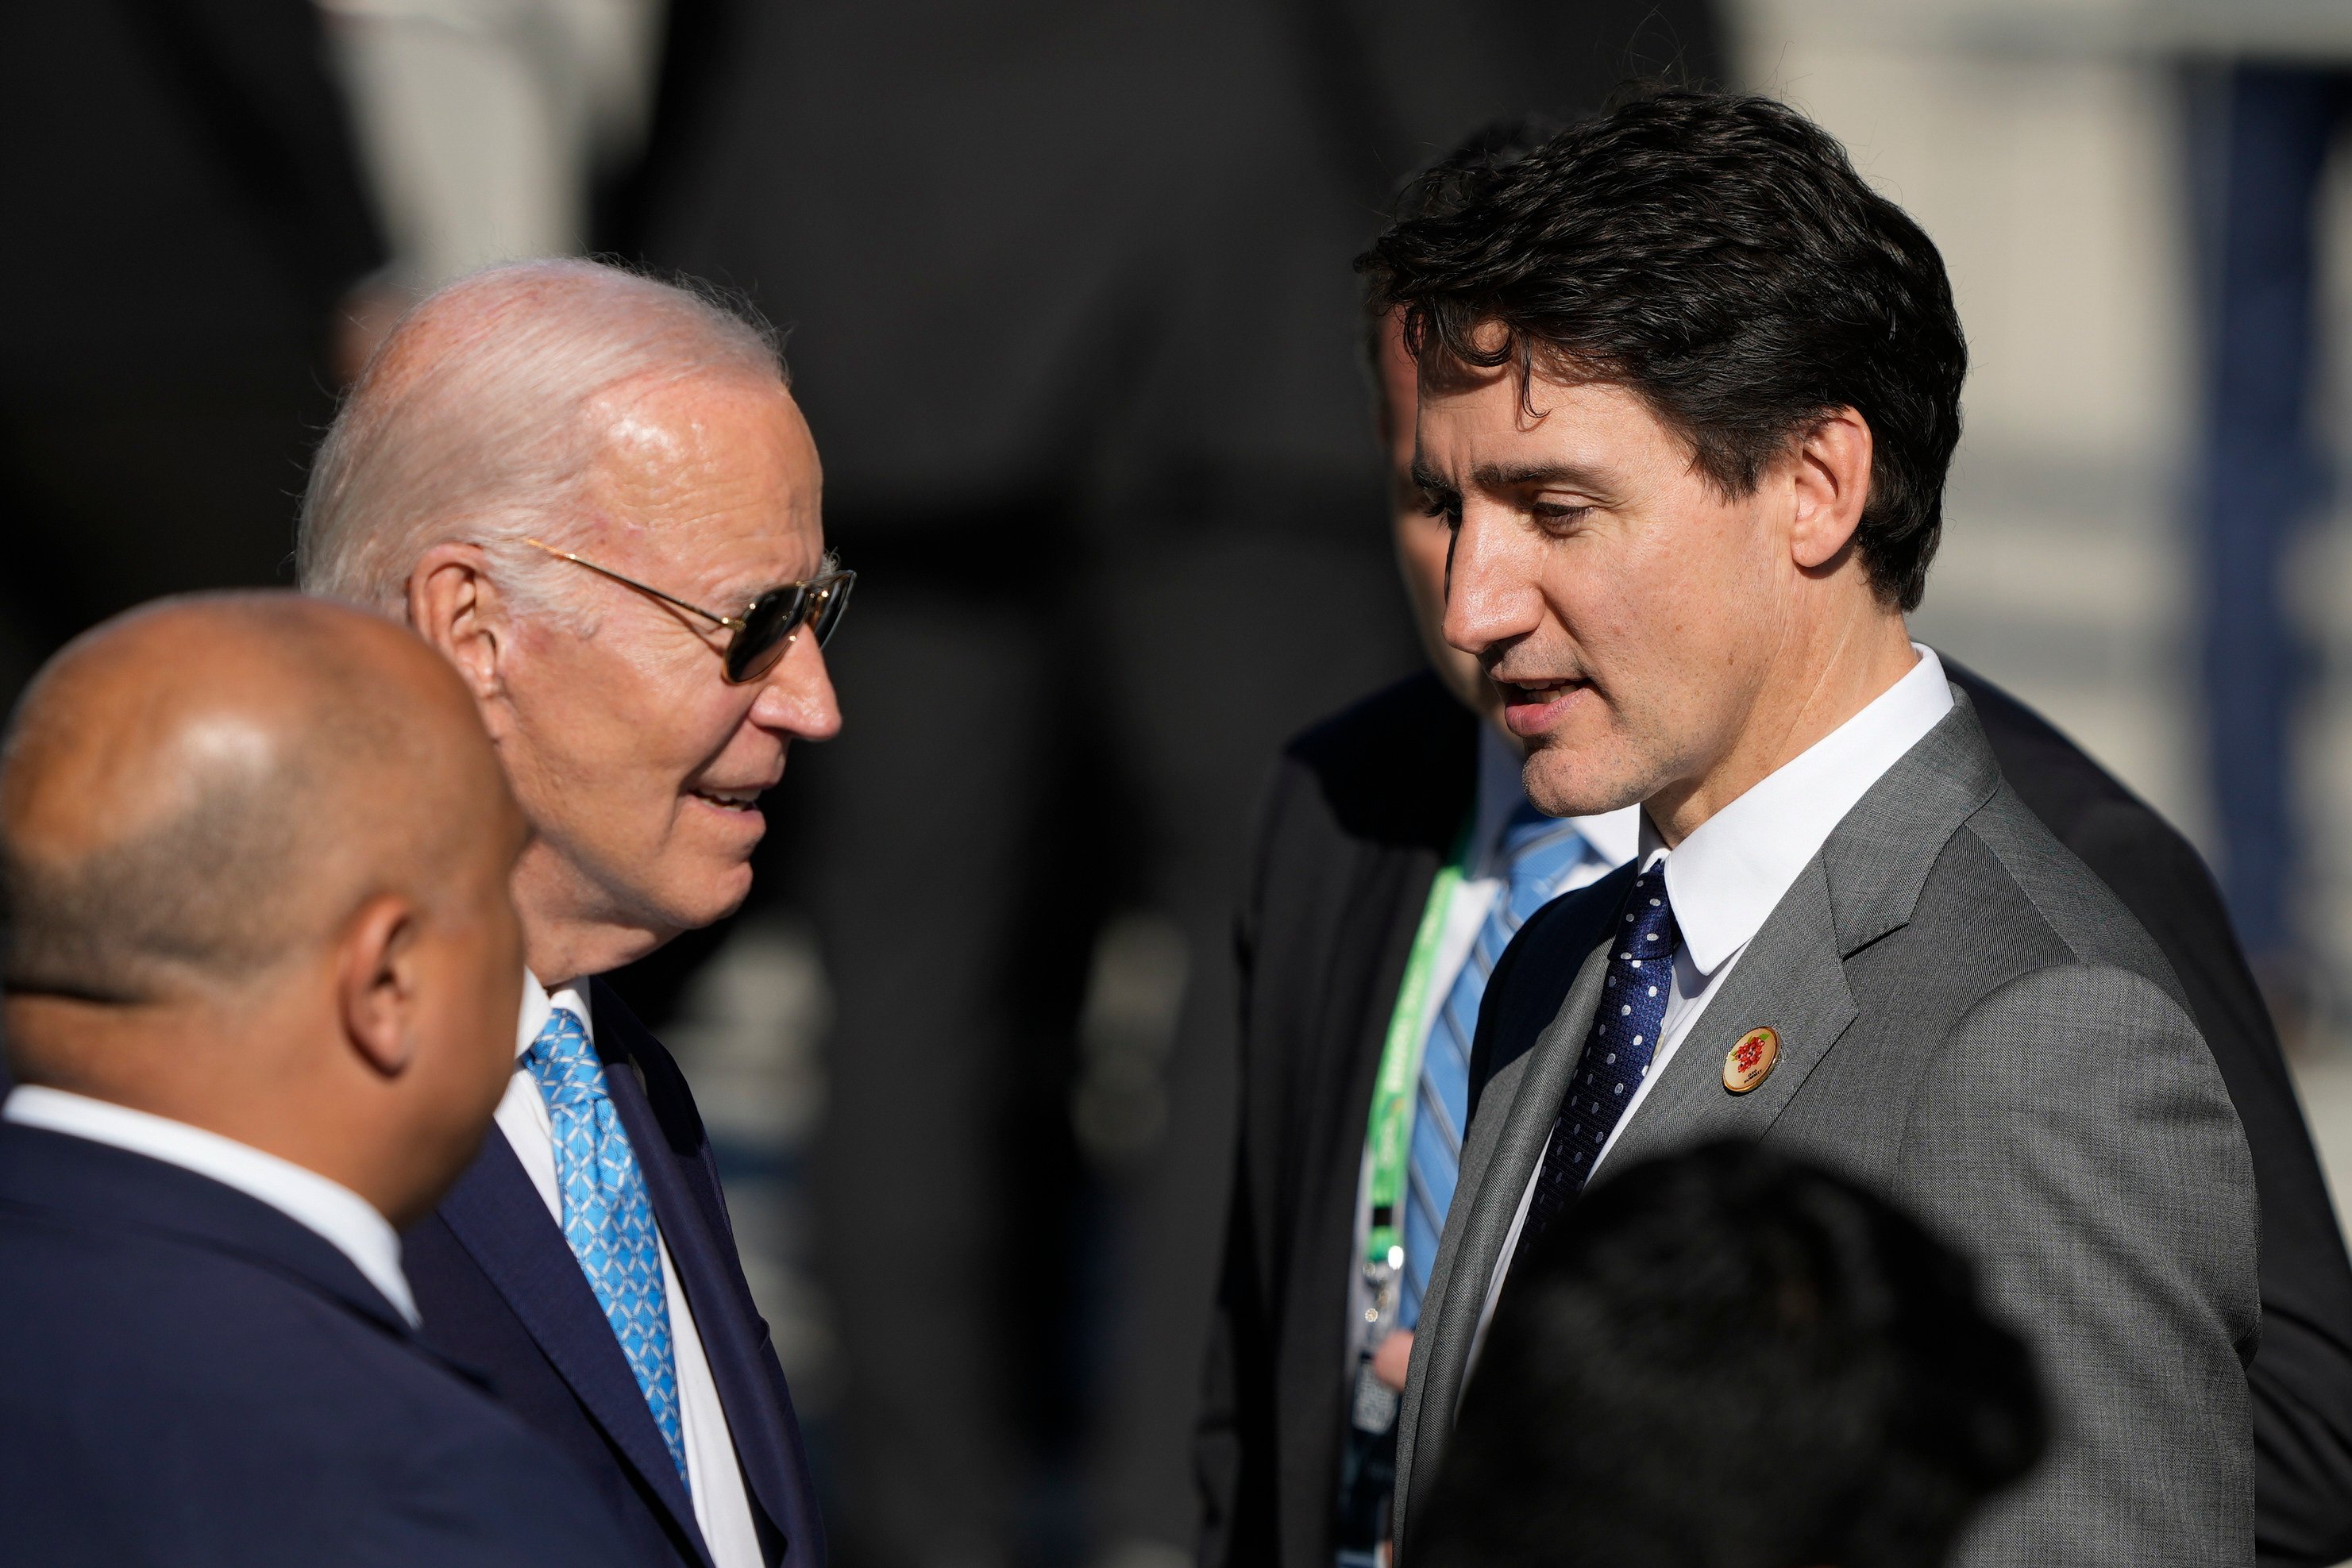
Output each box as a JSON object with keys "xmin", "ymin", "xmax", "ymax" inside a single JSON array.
[
  {"xmin": 2, "ymin": 595, "xmax": 507, "ymax": 1008},
  {"xmin": 299, "ymin": 259, "xmax": 788, "ymax": 617},
  {"xmin": 2, "ymin": 593, "xmax": 529, "ymax": 1223}
]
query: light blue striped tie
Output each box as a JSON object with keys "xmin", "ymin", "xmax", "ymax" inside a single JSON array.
[
  {"xmin": 526, "ymin": 1007, "xmax": 691, "ymax": 1488},
  {"xmin": 1398, "ymin": 803, "xmax": 1593, "ymax": 1327}
]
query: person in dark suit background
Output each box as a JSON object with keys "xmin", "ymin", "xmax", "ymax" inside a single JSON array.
[
  {"xmin": 0, "ymin": 593, "xmax": 634, "ymax": 1568},
  {"xmin": 1198, "ymin": 125, "xmax": 2352, "ymax": 1567},
  {"xmin": 610, "ymin": 6, "xmax": 1720, "ymax": 1562},
  {"xmin": 0, "ymin": 0, "xmax": 387, "ymax": 709},
  {"xmin": 299, "ymin": 260, "xmax": 836, "ymax": 1568}
]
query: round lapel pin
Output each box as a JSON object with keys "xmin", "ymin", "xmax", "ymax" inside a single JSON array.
[{"xmin": 1723, "ymin": 1027, "xmax": 1779, "ymax": 1094}]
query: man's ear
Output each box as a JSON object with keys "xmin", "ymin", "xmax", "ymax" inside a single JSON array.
[
  {"xmin": 1787, "ymin": 406, "xmax": 1874, "ymax": 572},
  {"xmin": 338, "ymin": 893, "xmax": 421, "ymax": 1078},
  {"xmin": 407, "ymin": 543, "xmax": 506, "ymax": 705}
]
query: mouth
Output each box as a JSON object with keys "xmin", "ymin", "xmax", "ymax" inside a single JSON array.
[
  {"xmin": 687, "ymin": 785, "xmax": 766, "ymax": 814},
  {"xmin": 1494, "ymin": 675, "xmax": 1593, "ymax": 736}
]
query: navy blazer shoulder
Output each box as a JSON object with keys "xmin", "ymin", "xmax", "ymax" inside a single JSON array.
[
  {"xmin": 404, "ymin": 979, "xmax": 823, "ymax": 1568},
  {"xmin": 0, "ymin": 1122, "xmax": 632, "ymax": 1568}
]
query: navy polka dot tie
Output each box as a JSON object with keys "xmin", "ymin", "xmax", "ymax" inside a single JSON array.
[{"xmin": 1519, "ymin": 864, "xmax": 1681, "ymax": 1254}]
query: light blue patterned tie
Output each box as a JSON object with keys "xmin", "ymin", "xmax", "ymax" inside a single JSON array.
[
  {"xmin": 1398, "ymin": 802, "xmax": 1594, "ymax": 1327},
  {"xmin": 526, "ymin": 1007, "xmax": 690, "ymax": 1488}
]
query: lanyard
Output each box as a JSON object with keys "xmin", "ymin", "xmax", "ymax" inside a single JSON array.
[{"xmin": 1361, "ymin": 816, "xmax": 1475, "ymax": 1289}]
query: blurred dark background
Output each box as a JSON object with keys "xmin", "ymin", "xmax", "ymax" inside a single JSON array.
[{"xmin": 25, "ymin": 4, "xmax": 2352, "ymax": 1567}]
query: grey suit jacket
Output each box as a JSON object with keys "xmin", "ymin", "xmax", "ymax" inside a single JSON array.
[{"xmin": 1392, "ymin": 692, "xmax": 2261, "ymax": 1566}]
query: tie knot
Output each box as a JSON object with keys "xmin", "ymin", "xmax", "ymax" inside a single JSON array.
[
  {"xmin": 1616, "ymin": 865, "xmax": 1682, "ymax": 964},
  {"xmin": 525, "ymin": 1007, "xmax": 607, "ymax": 1108}
]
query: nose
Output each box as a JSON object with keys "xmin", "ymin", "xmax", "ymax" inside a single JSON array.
[
  {"xmin": 1442, "ymin": 499, "xmax": 1543, "ymax": 660},
  {"xmin": 749, "ymin": 626, "xmax": 843, "ymax": 742}
]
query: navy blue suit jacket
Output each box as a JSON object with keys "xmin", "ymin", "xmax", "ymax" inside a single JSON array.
[
  {"xmin": 0, "ymin": 1120, "xmax": 637, "ymax": 1567},
  {"xmin": 405, "ymin": 980, "xmax": 824, "ymax": 1568}
]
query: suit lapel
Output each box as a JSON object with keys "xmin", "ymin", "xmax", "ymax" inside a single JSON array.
[
  {"xmin": 1400, "ymin": 928, "xmax": 1614, "ymax": 1505},
  {"xmin": 1601, "ymin": 857, "xmax": 1858, "ymax": 1173},
  {"xmin": 435, "ymin": 1129, "xmax": 714, "ymax": 1566},
  {"xmin": 1403, "ymin": 691, "xmax": 2005, "ymax": 1550},
  {"xmin": 597, "ymin": 1006, "xmax": 808, "ymax": 1560}
]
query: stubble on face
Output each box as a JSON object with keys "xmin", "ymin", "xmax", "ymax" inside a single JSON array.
[{"xmin": 1418, "ymin": 360, "xmax": 1792, "ymax": 827}]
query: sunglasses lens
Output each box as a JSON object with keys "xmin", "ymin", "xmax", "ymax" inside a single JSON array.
[
  {"xmin": 809, "ymin": 572, "xmax": 853, "ymax": 648},
  {"xmin": 725, "ymin": 587, "xmax": 808, "ymax": 683},
  {"xmin": 721, "ymin": 571, "xmax": 854, "ymax": 681}
]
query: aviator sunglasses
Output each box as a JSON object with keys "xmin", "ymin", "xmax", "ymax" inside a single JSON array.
[{"xmin": 522, "ymin": 537, "xmax": 855, "ymax": 684}]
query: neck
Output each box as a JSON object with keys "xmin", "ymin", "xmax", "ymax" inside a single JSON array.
[
  {"xmin": 2, "ymin": 993, "xmax": 413, "ymax": 1219},
  {"xmin": 510, "ymin": 843, "xmax": 669, "ymax": 989},
  {"xmin": 1646, "ymin": 609, "xmax": 1918, "ymax": 847}
]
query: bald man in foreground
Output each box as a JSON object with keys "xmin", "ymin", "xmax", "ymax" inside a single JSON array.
[{"xmin": 0, "ymin": 595, "xmax": 641, "ymax": 1568}]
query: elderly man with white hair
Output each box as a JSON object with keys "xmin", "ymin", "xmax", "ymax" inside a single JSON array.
[{"xmin": 299, "ymin": 258, "xmax": 842, "ymax": 1568}]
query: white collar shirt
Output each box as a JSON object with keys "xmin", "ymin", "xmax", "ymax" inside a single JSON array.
[
  {"xmin": 1471, "ymin": 645, "xmax": 1956, "ymax": 1366},
  {"xmin": 2, "ymin": 1084, "xmax": 420, "ymax": 1327},
  {"xmin": 506, "ymin": 973, "xmax": 762, "ymax": 1568}
]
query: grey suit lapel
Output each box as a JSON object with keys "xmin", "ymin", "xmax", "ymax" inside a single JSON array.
[
  {"xmin": 1601, "ymin": 857, "xmax": 1857, "ymax": 1172},
  {"xmin": 1395, "ymin": 690, "xmax": 2005, "ymax": 1552},
  {"xmin": 1604, "ymin": 693, "xmax": 1999, "ymax": 1168},
  {"xmin": 1394, "ymin": 928, "xmax": 1612, "ymax": 1542}
]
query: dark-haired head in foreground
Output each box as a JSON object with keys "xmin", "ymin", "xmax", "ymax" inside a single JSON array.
[{"xmin": 1418, "ymin": 1142, "xmax": 2045, "ymax": 1568}]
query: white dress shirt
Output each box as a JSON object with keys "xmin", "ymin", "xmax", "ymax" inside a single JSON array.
[
  {"xmin": 509, "ymin": 974, "xmax": 762, "ymax": 1568},
  {"xmin": 1472, "ymin": 646, "xmax": 1957, "ymax": 1361},
  {"xmin": 2, "ymin": 1085, "xmax": 419, "ymax": 1327}
]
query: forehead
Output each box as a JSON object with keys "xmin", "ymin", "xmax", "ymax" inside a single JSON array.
[
  {"xmin": 1413, "ymin": 364, "xmax": 1685, "ymax": 483},
  {"xmin": 584, "ymin": 372, "xmax": 823, "ymax": 586}
]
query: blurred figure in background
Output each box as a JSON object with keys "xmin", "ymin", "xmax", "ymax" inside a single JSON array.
[
  {"xmin": 611, "ymin": 6, "xmax": 1718, "ymax": 1565},
  {"xmin": 300, "ymin": 260, "xmax": 838, "ymax": 1568},
  {"xmin": 321, "ymin": 0, "xmax": 663, "ymax": 336},
  {"xmin": 1196, "ymin": 293, "xmax": 1638, "ymax": 1568},
  {"xmin": 0, "ymin": 594, "xmax": 632, "ymax": 1568},
  {"xmin": 0, "ymin": 1, "xmax": 384, "ymax": 708},
  {"xmin": 1417, "ymin": 1142, "xmax": 2045, "ymax": 1568},
  {"xmin": 2182, "ymin": 29, "xmax": 2352, "ymax": 1046}
]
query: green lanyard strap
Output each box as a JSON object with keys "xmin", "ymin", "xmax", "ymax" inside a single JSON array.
[{"xmin": 1362, "ymin": 816, "xmax": 1474, "ymax": 1273}]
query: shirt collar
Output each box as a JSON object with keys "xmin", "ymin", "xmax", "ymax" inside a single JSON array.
[
  {"xmin": 1648, "ymin": 644, "xmax": 1954, "ymax": 976},
  {"xmin": 2, "ymin": 1085, "xmax": 420, "ymax": 1327},
  {"xmin": 516, "ymin": 969, "xmax": 596, "ymax": 1065},
  {"xmin": 1470, "ymin": 721, "xmax": 1642, "ymax": 876}
]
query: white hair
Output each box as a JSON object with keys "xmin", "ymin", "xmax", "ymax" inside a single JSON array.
[{"xmin": 298, "ymin": 258, "xmax": 786, "ymax": 618}]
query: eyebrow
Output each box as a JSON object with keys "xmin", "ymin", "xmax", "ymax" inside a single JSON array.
[
  {"xmin": 1470, "ymin": 460, "xmax": 1610, "ymax": 491},
  {"xmin": 1409, "ymin": 458, "xmax": 1614, "ymax": 498}
]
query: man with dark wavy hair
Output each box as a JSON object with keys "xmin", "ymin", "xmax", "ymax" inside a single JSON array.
[{"xmin": 1363, "ymin": 91, "xmax": 2258, "ymax": 1566}]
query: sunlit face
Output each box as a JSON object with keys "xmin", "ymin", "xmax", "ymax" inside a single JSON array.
[
  {"xmin": 495, "ymin": 372, "xmax": 841, "ymax": 949},
  {"xmin": 1418, "ymin": 353, "xmax": 1795, "ymax": 818}
]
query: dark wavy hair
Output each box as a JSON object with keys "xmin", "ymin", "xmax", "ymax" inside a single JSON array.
[
  {"xmin": 1417, "ymin": 1140, "xmax": 2045, "ymax": 1568},
  {"xmin": 1358, "ymin": 91, "xmax": 1967, "ymax": 611}
]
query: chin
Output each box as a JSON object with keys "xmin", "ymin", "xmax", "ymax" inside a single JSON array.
[
  {"xmin": 1522, "ymin": 739, "xmax": 1646, "ymax": 820},
  {"xmin": 664, "ymin": 859, "xmax": 755, "ymax": 933}
]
